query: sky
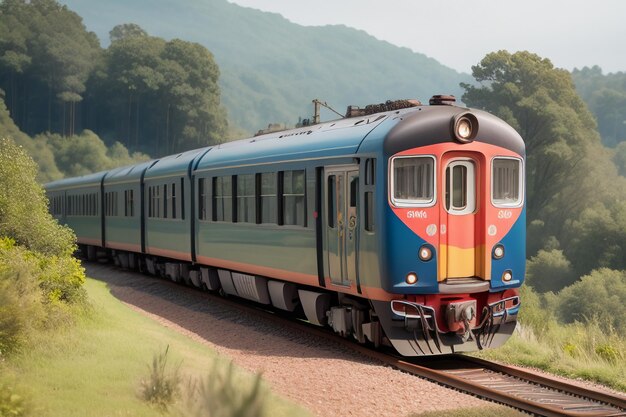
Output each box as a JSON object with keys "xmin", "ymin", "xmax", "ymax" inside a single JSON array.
[{"xmin": 229, "ymin": 0, "xmax": 626, "ymax": 74}]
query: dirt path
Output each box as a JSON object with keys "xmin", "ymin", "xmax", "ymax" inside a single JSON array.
[{"xmin": 85, "ymin": 262, "xmax": 498, "ymax": 417}]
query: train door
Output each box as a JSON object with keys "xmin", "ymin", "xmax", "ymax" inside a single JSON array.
[
  {"xmin": 439, "ymin": 154, "xmax": 481, "ymax": 280},
  {"xmin": 325, "ymin": 165, "xmax": 359, "ymax": 287}
]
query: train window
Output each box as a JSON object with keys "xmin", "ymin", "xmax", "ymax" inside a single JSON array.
[
  {"xmin": 237, "ymin": 174, "xmax": 255, "ymax": 223},
  {"xmin": 365, "ymin": 158, "xmax": 376, "ymax": 185},
  {"xmin": 163, "ymin": 184, "xmax": 169, "ymax": 219},
  {"xmin": 365, "ymin": 192, "xmax": 374, "ymax": 232},
  {"xmin": 350, "ymin": 177, "xmax": 358, "ymax": 207},
  {"xmin": 260, "ymin": 172, "xmax": 277, "ymax": 224},
  {"xmin": 283, "ymin": 170, "xmax": 306, "ymax": 226},
  {"xmin": 213, "ymin": 176, "xmax": 233, "ymax": 222},
  {"xmin": 198, "ymin": 178, "xmax": 207, "ymax": 220},
  {"xmin": 327, "ymin": 175, "xmax": 336, "ymax": 228},
  {"xmin": 445, "ymin": 160, "xmax": 475, "ymax": 215},
  {"xmin": 150, "ymin": 185, "xmax": 161, "ymax": 218},
  {"xmin": 124, "ymin": 189, "xmax": 134, "ymax": 217},
  {"xmin": 105, "ymin": 192, "xmax": 118, "ymax": 216},
  {"xmin": 391, "ymin": 156, "xmax": 435, "ymax": 207},
  {"xmin": 171, "ymin": 183, "xmax": 177, "ymax": 219},
  {"xmin": 148, "ymin": 187, "xmax": 153, "ymax": 217},
  {"xmin": 492, "ymin": 158, "xmax": 523, "ymax": 207},
  {"xmin": 180, "ymin": 178, "xmax": 185, "ymax": 220}
]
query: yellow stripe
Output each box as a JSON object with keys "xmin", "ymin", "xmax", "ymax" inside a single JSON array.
[{"xmin": 438, "ymin": 245, "xmax": 490, "ymax": 281}]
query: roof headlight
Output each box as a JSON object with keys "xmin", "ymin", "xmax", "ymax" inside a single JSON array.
[
  {"xmin": 451, "ymin": 113, "xmax": 479, "ymax": 143},
  {"xmin": 457, "ymin": 119, "xmax": 472, "ymax": 139}
]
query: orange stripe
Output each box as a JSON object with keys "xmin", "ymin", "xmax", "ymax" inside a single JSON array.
[
  {"xmin": 196, "ymin": 255, "xmax": 319, "ymax": 287},
  {"xmin": 106, "ymin": 241, "xmax": 141, "ymax": 252},
  {"xmin": 196, "ymin": 255, "xmax": 399, "ymax": 301},
  {"xmin": 146, "ymin": 246, "xmax": 192, "ymax": 262},
  {"xmin": 77, "ymin": 237, "xmax": 101, "ymax": 246}
]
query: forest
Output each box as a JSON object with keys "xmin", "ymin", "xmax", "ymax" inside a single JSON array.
[
  {"xmin": 1, "ymin": 0, "xmax": 626, "ymax": 399},
  {"xmin": 0, "ymin": 0, "xmax": 228, "ymax": 164},
  {"xmin": 1, "ymin": 0, "xmax": 625, "ymax": 291}
]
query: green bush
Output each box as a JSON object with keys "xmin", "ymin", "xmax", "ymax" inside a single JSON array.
[
  {"xmin": 557, "ymin": 268, "xmax": 626, "ymax": 334},
  {"xmin": 0, "ymin": 138, "xmax": 87, "ymax": 355},
  {"xmin": 0, "ymin": 137, "xmax": 75, "ymax": 257},
  {"xmin": 0, "ymin": 238, "xmax": 46, "ymax": 356},
  {"xmin": 526, "ymin": 249, "xmax": 576, "ymax": 292}
]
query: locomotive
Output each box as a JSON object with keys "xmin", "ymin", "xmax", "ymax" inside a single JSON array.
[{"xmin": 46, "ymin": 96, "xmax": 525, "ymax": 356}]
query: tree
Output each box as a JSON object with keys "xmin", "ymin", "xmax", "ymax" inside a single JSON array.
[
  {"xmin": 159, "ymin": 39, "xmax": 227, "ymax": 152},
  {"xmin": 109, "ymin": 23, "xmax": 148, "ymax": 43},
  {"xmin": 0, "ymin": 0, "xmax": 101, "ymax": 136},
  {"xmin": 97, "ymin": 35, "xmax": 228, "ymax": 155},
  {"xmin": 0, "ymin": 137, "xmax": 74, "ymax": 256},
  {"xmin": 614, "ymin": 142, "xmax": 626, "ymax": 177},
  {"xmin": 462, "ymin": 51, "xmax": 626, "ymax": 268},
  {"xmin": 557, "ymin": 269, "xmax": 626, "ymax": 333},
  {"xmin": 43, "ymin": 130, "xmax": 149, "ymax": 177},
  {"xmin": 525, "ymin": 249, "xmax": 576, "ymax": 293},
  {"xmin": 564, "ymin": 202, "xmax": 626, "ymax": 275},
  {"xmin": 572, "ymin": 66, "xmax": 626, "ymax": 148}
]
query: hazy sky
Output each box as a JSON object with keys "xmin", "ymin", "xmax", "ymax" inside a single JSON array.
[{"xmin": 229, "ymin": 0, "xmax": 626, "ymax": 74}]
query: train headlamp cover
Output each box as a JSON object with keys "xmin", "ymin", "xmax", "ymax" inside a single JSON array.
[{"xmin": 451, "ymin": 113, "xmax": 479, "ymax": 143}]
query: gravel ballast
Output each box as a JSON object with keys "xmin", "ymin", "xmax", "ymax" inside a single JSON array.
[{"xmin": 85, "ymin": 263, "xmax": 504, "ymax": 417}]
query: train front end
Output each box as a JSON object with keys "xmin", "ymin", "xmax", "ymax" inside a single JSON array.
[{"xmin": 373, "ymin": 101, "xmax": 525, "ymax": 356}]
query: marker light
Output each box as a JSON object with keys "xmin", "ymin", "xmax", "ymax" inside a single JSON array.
[
  {"xmin": 406, "ymin": 272, "xmax": 418, "ymax": 285},
  {"xmin": 493, "ymin": 244, "xmax": 505, "ymax": 260},
  {"xmin": 451, "ymin": 113, "xmax": 479, "ymax": 143},
  {"xmin": 418, "ymin": 245, "xmax": 433, "ymax": 261},
  {"xmin": 502, "ymin": 270, "xmax": 513, "ymax": 282}
]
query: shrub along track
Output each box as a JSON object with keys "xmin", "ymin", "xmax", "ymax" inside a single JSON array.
[{"xmin": 86, "ymin": 262, "xmax": 626, "ymax": 417}]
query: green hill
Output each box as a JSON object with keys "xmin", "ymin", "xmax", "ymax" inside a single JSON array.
[{"xmin": 60, "ymin": 0, "xmax": 470, "ymax": 132}]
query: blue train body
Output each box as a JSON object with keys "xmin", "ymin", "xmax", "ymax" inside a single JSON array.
[{"xmin": 46, "ymin": 98, "xmax": 526, "ymax": 355}]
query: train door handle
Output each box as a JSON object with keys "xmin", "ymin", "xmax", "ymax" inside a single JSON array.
[{"xmin": 348, "ymin": 216, "xmax": 356, "ymax": 230}]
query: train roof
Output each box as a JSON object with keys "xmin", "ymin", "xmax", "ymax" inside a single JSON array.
[
  {"xmin": 144, "ymin": 147, "xmax": 210, "ymax": 180},
  {"xmin": 103, "ymin": 160, "xmax": 157, "ymax": 186},
  {"xmin": 382, "ymin": 106, "xmax": 525, "ymax": 156},
  {"xmin": 44, "ymin": 170, "xmax": 108, "ymax": 191},
  {"xmin": 194, "ymin": 109, "xmax": 407, "ymax": 172}
]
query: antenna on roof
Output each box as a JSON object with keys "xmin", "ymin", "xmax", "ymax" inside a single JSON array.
[{"xmin": 312, "ymin": 99, "xmax": 344, "ymax": 124}]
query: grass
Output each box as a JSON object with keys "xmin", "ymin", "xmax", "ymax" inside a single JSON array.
[
  {"xmin": 471, "ymin": 321, "xmax": 626, "ymax": 392},
  {"xmin": 0, "ymin": 278, "xmax": 311, "ymax": 417}
]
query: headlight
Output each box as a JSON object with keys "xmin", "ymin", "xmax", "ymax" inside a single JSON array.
[
  {"xmin": 451, "ymin": 113, "xmax": 479, "ymax": 143},
  {"xmin": 406, "ymin": 272, "xmax": 418, "ymax": 285},
  {"xmin": 493, "ymin": 244, "xmax": 505, "ymax": 260},
  {"xmin": 418, "ymin": 245, "xmax": 433, "ymax": 261},
  {"xmin": 502, "ymin": 270, "xmax": 513, "ymax": 282}
]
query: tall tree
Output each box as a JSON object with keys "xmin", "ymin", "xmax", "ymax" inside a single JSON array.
[
  {"xmin": 572, "ymin": 66, "xmax": 626, "ymax": 148},
  {"xmin": 97, "ymin": 33, "xmax": 227, "ymax": 155},
  {"xmin": 462, "ymin": 51, "xmax": 626, "ymax": 276},
  {"xmin": 109, "ymin": 23, "xmax": 148, "ymax": 43},
  {"xmin": 0, "ymin": 0, "xmax": 101, "ymax": 136}
]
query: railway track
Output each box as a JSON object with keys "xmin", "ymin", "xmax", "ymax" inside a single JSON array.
[
  {"xmin": 397, "ymin": 356, "xmax": 626, "ymax": 417},
  {"xmin": 96, "ymin": 262, "xmax": 626, "ymax": 417},
  {"xmin": 268, "ymin": 309, "xmax": 626, "ymax": 416}
]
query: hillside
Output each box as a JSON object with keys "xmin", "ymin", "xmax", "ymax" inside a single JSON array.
[{"xmin": 60, "ymin": 0, "xmax": 470, "ymax": 132}]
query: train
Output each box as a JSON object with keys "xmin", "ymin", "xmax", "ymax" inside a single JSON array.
[{"xmin": 45, "ymin": 95, "xmax": 525, "ymax": 356}]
